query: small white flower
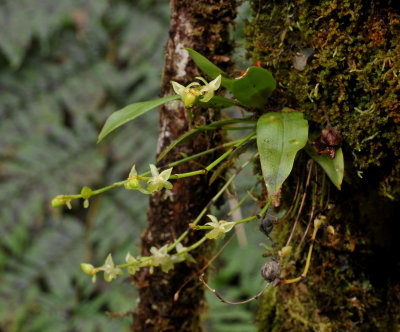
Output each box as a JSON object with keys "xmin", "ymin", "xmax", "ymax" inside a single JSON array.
[
  {"xmin": 205, "ymin": 214, "xmax": 235, "ymax": 239},
  {"xmin": 147, "ymin": 164, "xmax": 173, "ymax": 193},
  {"xmin": 150, "ymin": 244, "xmax": 174, "ymax": 273},
  {"xmin": 98, "ymin": 254, "xmax": 124, "ymax": 282}
]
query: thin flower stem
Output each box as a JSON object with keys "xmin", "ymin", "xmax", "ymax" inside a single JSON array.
[
  {"xmin": 226, "ymin": 182, "xmax": 259, "ymax": 218},
  {"xmin": 169, "ymin": 170, "xmax": 206, "ymax": 179},
  {"xmin": 176, "ymin": 236, "xmax": 208, "ymax": 256},
  {"xmin": 54, "ymin": 133, "xmax": 255, "ymax": 201},
  {"xmin": 205, "ymin": 132, "xmax": 256, "ymax": 172},
  {"xmin": 282, "ymin": 224, "xmax": 320, "ymax": 284},
  {"xmin": 167, "ymin": 138, "xmax": 251, "ymax": 169},
  {"xmin": 168, "ymin": 153, "xmax": 257, "ymax": 252},
  {"xmin": 190, "ymin": 197, "xmax": 272, "ymax": 230}
]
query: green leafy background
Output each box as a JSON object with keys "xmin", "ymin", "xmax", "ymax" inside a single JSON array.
[{"xmin": 0, "ymin": 1, "xmax": 264, "ymax": 331}]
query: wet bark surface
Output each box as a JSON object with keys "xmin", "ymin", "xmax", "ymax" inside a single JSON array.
[{"xmin": 132, "ymin": 1, "xmax": 237, "ymax": 331}]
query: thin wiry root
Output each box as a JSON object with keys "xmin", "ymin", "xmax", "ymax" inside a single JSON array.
[{"xmin": 199, "ymin": 273, "xmax": 270, "ymax": 305}]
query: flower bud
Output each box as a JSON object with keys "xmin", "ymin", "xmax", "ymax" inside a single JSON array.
[
  {"xmin": 51, "ymin": 195, "xmax": 72, "ymax": 209},
  {"xmin": 279, "ymin": 246, "xmax": 292, "ymax": 258},
  {"xmin": 51, "ymin": 196, "xmax": 65, "ymax": 208},
  {"xmin": 83, "ymin": 199, "xmax": 89, "ymax": 209},
  {"xmin": 327, "ymin": 225, "xmax": 335, "ymax": 235},
  {"xmin": 81, "ymin": 263, "xmax": 95, "ymax": 275},
  {"xmin": 314, "ymin": 215, "xmax": 326, "ymax": 229}
]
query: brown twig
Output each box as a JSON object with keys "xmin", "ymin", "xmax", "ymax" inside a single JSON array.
[
  {"xmin": 173, "ymin": 228, "xmax": 238, "ymax": 301},
  {"xmin": 199, "ymin": 273, "xmax": 271, "ymax": 305}
]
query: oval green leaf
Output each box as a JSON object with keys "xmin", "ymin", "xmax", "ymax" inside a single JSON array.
[
  {"xmin": 305, "ymin": 145, "xmax": 344, "ymax": 190},
  {"xmin": 231, "ymin": 67, "xmax": 276, "ymax": 108},
  {"xmin": 257, "ymin": 111, "xmax": 308, "ymax": 195},
  {"xmin": 97, "ymin": 95, "xmax": 180, "ymax": 142},
  {"xmin": 185, "ymin": 48, "xmax": 234, "ymax": 90}
]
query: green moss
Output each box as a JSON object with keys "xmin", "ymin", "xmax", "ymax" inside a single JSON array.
[
  {"xmin": 245, "ymin": 0, "xmax": 400, "ymax": 199},
  {"xmin": 243, "ymin": 2, "xmax": 400, "ymax": 330}
]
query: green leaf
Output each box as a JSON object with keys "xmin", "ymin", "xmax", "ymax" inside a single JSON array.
[
  {"xmin": 97, "ymin": 95, "xmax": 180, "ymax": 142},
  {"xmin": 185, "ymin": 48, "xmax": 234, "ymax": 90},
  {"xmin": 196, "ymin": 95, "xmax": 237, "ymax": 108},
  {"xmin": 231, "ymin": 67, "xmax": 276, "ymax": 108},
  {"xmin": 256, "ymin": 110, "xmax": 308, "ymax": 195},
  {"xmin": 305, "ymin": 145, "xmax": 344, "ymax": 190}
]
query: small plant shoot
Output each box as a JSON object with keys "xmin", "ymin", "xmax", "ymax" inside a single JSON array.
[{"xmin": 52, "ymin": 48, "xmax": 344, "ymax": 304}]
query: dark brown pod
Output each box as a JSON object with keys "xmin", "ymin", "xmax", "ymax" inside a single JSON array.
[
  {"xmin": 321, "ymin": 127, "xmax": 343, "ymax": 147},
  {"xmin": 261, "ymin": 260, "xmax": 281, "ymax": 282}
]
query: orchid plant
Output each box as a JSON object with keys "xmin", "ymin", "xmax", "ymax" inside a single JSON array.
[{"xmin": 52, "ymin": 49, "xmax": 343, "ymax": 299}]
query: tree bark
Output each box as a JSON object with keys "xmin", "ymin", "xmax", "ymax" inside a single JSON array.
[{"xmin": 132, "ymin": 1, "xmax": 237, "ymax": 331}]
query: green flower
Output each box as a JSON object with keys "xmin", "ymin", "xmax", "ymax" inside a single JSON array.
[
  {"xmin": 171, "ymin": 81, "xmax": 202, "ymax": 107},
  {"xmin": 174, "ymin": 243, "xmax": 196, "ymax": 264},
  {"xmin": 124, "ymin": 165, "xmax": 149, "ymax": 194},
  {"xmin": 205, "ymin": 214, "xmax": 235, "ymax": 239},
  {"xmin": 98, "ymin": 254, "xmax": 124, "ymax": 282},
  {"xmin": 125, "ymin": 252, "xmax": 140, "ymax": 275},
  {"xmin": 171, "ymin": 75, "xmax": 221, "ymax": 107},
  {"xmin": 147, "ymin": 164, "xmax": 173, "ymax": 193},
  {"xmin": 150, "ymin": 244, "xmax": 174, "ymax": 273},
  {"xmin": 197, "ymin": 75, "xmax": 221, "ymax": 102}
]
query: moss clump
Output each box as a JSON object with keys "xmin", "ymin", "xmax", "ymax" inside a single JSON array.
[
  {"xmin": 245, "ymin": 0, "xmax": 400, "ymax": 199},
  {"xmin": 244, "ymin": 2, "xmax": 400, "ymax": 330}
]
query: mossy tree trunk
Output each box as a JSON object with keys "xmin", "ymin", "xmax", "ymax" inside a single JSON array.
[
  {"xmin": 132, "ymin": 1, "xmax": 237, "ymax": 331},
  {"xmin": 244, "ymin": 1, "xmax": 400, "ymax": 331}
]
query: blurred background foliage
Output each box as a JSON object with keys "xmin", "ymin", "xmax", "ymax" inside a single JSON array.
[{"xmin": 0, "ymin": 1, "xmax": 266, "ymax": 331}]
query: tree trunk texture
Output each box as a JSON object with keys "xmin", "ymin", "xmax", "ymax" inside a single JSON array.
[
  {"xmin": 244, "ymin": 1, "xmax": 400, "ymax": 331},
  {"xmin": 132, "ymin": 1, "xmax": 237, "ymax": 331}
]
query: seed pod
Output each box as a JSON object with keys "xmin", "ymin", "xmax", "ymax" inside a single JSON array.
[{"xmin": 261, "ymin": 260, "xmax": 281, "ymax": 282}]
